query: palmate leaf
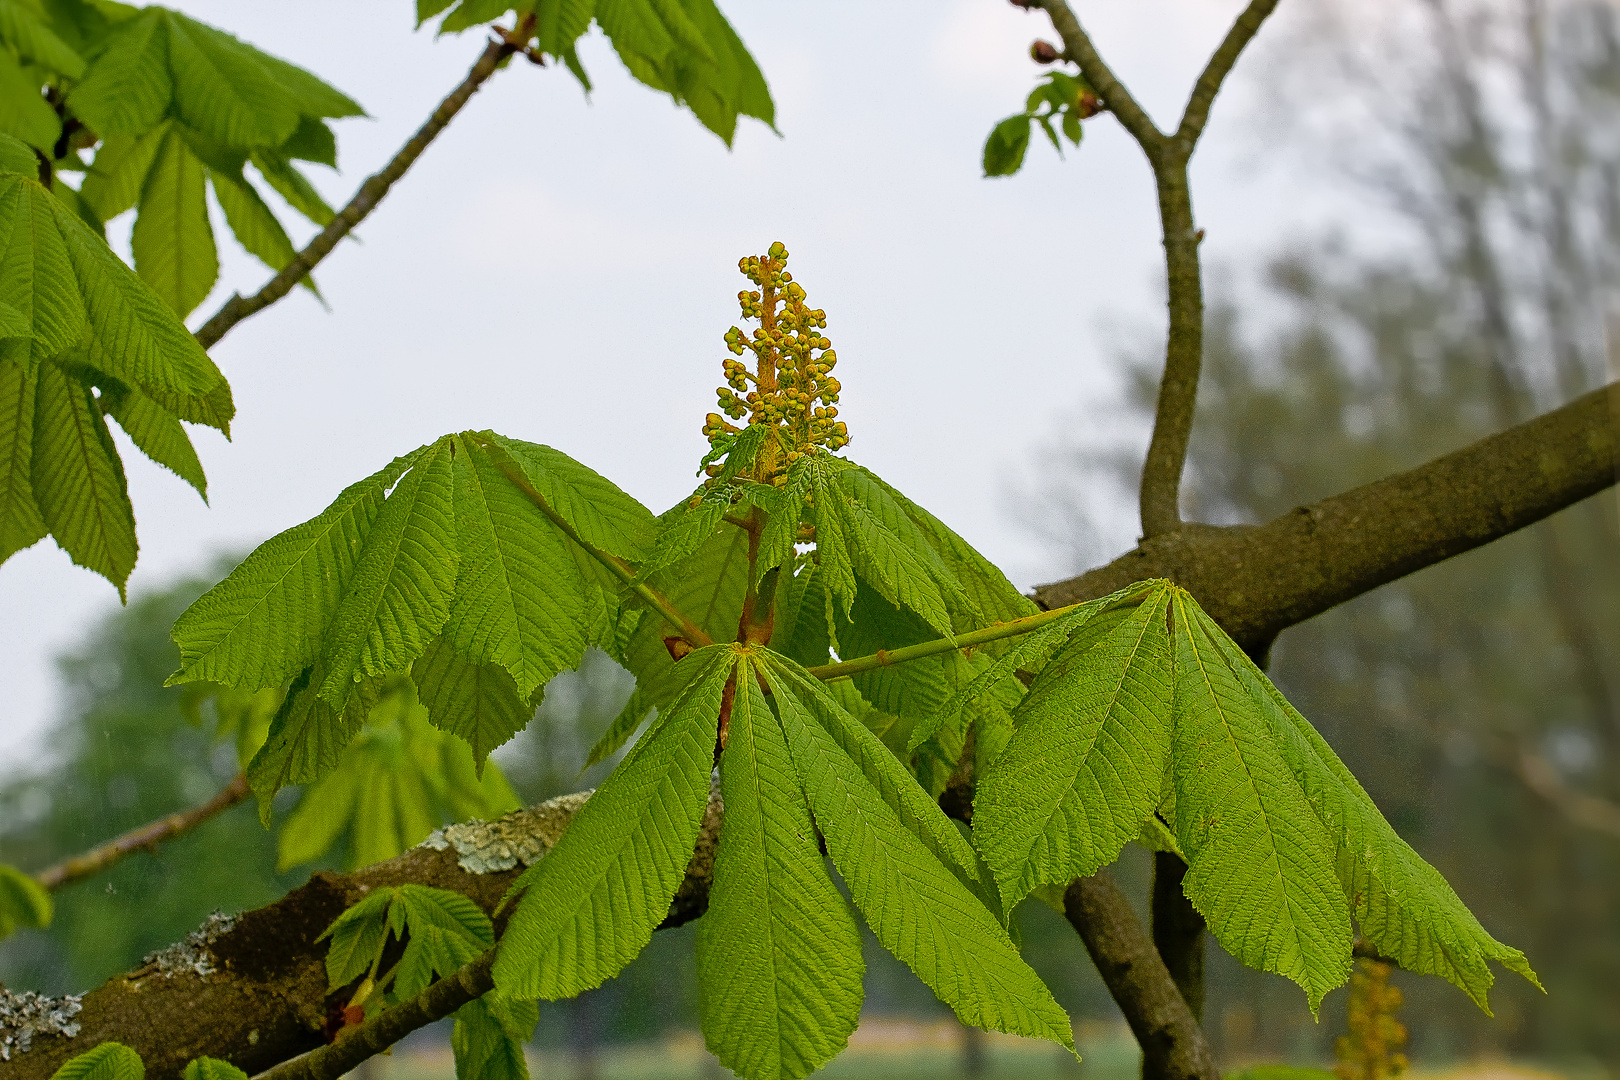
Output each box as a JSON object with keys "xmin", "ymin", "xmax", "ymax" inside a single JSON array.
[
  {"xmin": 0, "ymin": 1, "xmax": 85, "ymax": 79},
  {"xmin": 97, "ymin": 376, "xmax": 207, "ymax": 498},
  {"xmin": 318, "ymin": 885, "xmax": 394, "ymax": 987},
  {"xmin": 421, "ymin": 0, "xmax": 772, "ymax": 144},
  {"xmin": 0, "ymin": 47, "xmax": 59, "ymax": 151},
  {"xmin": 971, "ymin": 580, "xmax": 1536, "ymax": 1014},
  {"xmin": 757, "ymin": 653, "xmax": 1074, "ymax": 1050},
  {"xmin": 247, "ymin": 664, "xmax": 373, "ymax": 822},
  {"xmin": 69, "ymin": 8, "xmax": 363, "ymax": 148},
  {"xmin": 392, "ymin": 884, "xmax": 494, "ymax": 999},
  {"xmin": 47, "ymin": 1042, "xmax": 144, "ymax": 1080},
  {"xmin": 493, "ymin": 646, "xmax": 730, "ymax": 1000},
  {"xmin": 696, "ymin": 661, "xmax": 863, "ymax": 1080},
  {"xmin": 174, "ymin": 432, "xmax": 654, "ymax": 800}
]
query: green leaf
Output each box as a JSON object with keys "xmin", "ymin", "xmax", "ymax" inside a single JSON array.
[
  {"xmin": 280, "ymin": 115, "xmax": 338, "ymax": 168},
  {"xmin": 413, "ymin": 635, "xmax": 534, "ymax": 770},
  {"xmin": 275, "ymin": 752, "xmax": 362, "ymax": 871},
  {"xmin": 697, "ymin": 661, "xmax": 863, "ymax": 1080},
  {"xmin": 1206, "ymin": 611, "xmax": 1540, "ymax": 1011},
  {"xmin": 393, "ymin": 884, "xmax": 493, "ymax": 999},
  {"xmin": 975, "ymin": 589, "xmax": 1174, "ymax": 908},
  {"xmin": 246, "ymin": 664, "xmax": 370, "ymax": 821},
  {"xmin": 477, "ymin": 432, "xmax": 657, "ymax": 564},
  {"xmin": 762, "ymin": 653, "xmax": 1002, "ymax": 918},
  {"xmin": 50, "ymin": 179, "xmax": 234, "ymax": 430},
  {"xmin": 444, "ymin": 434, "xmax": 591, "ymax": 698},
  {"xmin": 32, "ymin": 359, "xmax": 136, "ymax": 596},
  {"xmin": 67, "ymin": 10, "xmax": 170, "ymax": 136},
  {"xmin": 0, "ymin": 48, "xmax": 60, "ymax": 151},
  {"xmin": 170, "ymin": 453, "xmax": 412, "ymax": 689},
  {"xmin": 131, "ymin": 126, "xmax": 219, "ymax": 318},
  {"xmin": 0, "ymin": 862, "xmax": 51, "ymax": 938},
  {"xmin": 0, "ymin": 357, "xmax": 45, "ymax": 562},
  {"xmin": 248, "ymin": 149, "xmax": 334, "ymax": 227},
  {"xmin": 0, "ymin": 130, "xmax": 37, "ymax": 175},
  {"xmin": 209, "ymin": 164, "xmax": 315, "ymax": 294},
  {"xmin": 48, "ymin": 1043, "xmax": 144, "ymax": 1080},
  {"xmin": 983, "ymin": 114, "xmax": 1032, "ymax": 177},
  {"xmin": 758, "ymin": 654, "xmax": 1073, "ymax": 1049},
  {"xmin": 0, "ymin": 2, "xmax": 85, "ymax": 77},
  {"xmin": 98, "ymin": 376, "xmax": 207, "ymax": 499},
  {"xmin": 416, "ymin": 0, "xmax": 459, "ymax": 28},
  {"xmin": 533, "ymin": 0, "xmax": 596, "ymax": 56},
  {"xmin": 453, "ymin": 997, "xmax": 531, "ymax": 1080},
  {"xmin": 1167, "ymin": 589, "xmax": 1351, "ymax": 1014},
  {"xmin": 0, "ymin": 175, "xmax": 88, "ymax": 365},
  {"xmin": 494, "ymin": 645, "xmax": 730, "ymax": 1000},
  {"xmin": 317, "ymin": 885, "xmax": 396, "ymax": 988},
  {"xmin": 181, "ymin": 1058, "xmax": 247, "ymax": 1080},
  {"xmin": 803, "ymin": 456, "xmax": 967, "ymax": 636},
  {"xmin": 319, "ymin": 439, "xmax": 459, "ymax": 705},
  {"xmin": 860, "ymin": 469, "xmax": 1039, "ymax": 642},
  {"xmin": 439, "ymin": 0, "xmax": 516, "ymax": 35}
]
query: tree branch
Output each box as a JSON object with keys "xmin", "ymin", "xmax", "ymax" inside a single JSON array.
[
  {"xmin": 1064, "ymin": 872, "xmax": 1217, "ymax": 1080},
  {"xmin": 1036, "ymin": 381, "xmax": 1620, "ymax": 654},
  {"xmin": 254, "ymin": 951, "xmax": 495, "ymax": 1080},
  {"xmin": 32, "ymin": 773, "xmax": 249, "ymax": 892},
  {"xmin": 1173, "ymin": 0, "xmax": 1281, "ymax": 149},
  {"xmin": 193, "ymin": 18, "xmax": 536, "ymax": 351},
  {"xmin": 1035, "ymin": 0, "xmax": 1280, "ymax": 539},
  {"xmin": 4, "ymin": 788, "xmax": 723, "ymax": 1080},
  {"xmin": 1033, "ymin": 0, "xmax": 1165, "ymax": 153}
]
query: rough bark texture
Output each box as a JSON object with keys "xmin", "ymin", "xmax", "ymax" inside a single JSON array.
[
  {"xmin": 4, "ymin": 789, "xmax": 722, "ymax": 1080},
  {"xmin": 1065, "ymin": 873, "xmax": 1217, "ymax": 1080},
  {"xmin": 1037, "ymin": 381, "xmax": 1619, "ymax": 653}
]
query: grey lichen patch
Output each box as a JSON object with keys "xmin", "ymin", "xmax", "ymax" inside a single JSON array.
[
  {"xmin": 134, "ymin": 910, "xmax": 238, "ymax": 981},
  {"xmin": 0, "ymin": 990, "xmax": 83, "ymax": 1061},
  {"xmin": 420, "ymin": 791, "xmax": 594, "ymax": 874}
]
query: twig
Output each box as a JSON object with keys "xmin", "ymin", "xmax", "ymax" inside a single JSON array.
[
  {"xmin": 252, "ymin": 950, "xmax": 496, "ymax": 1080},
  {"xmin": 193, "ymin": 16, "xmax": 539, "ymax": 351},
  {"xmin": 1034, "ymin": 0, "xmax": 1281, "ymax": 539},
  {"xmin": 33, "ymin": 773, "xmax": 250, "ymax": 891}
]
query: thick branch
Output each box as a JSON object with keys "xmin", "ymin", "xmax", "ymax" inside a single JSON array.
[
  {"xmin": 193, "ymin": 21, "xmax": 533, "ymax": 351},
  {"xmin": 255, "ymin": 951, "xmax": 495, "ymax": 1080},
  {"xmin": 1064, "ymin": 873, "xmax": 1217, "ymax": 1080},
  {"xmin": 4, "ymin": 789, "xmax": 722, "ymax": 1080},
  {"xmin": 1036, "ymin": 382, "xmax": 1620, "ymax": 653},
  {"xmin": 33, "ymin": 774, "xmax": 249, "ymax": 892}
]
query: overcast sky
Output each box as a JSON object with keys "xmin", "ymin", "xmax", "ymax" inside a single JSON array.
[{"xmin": 0, "ymin": 0, "xmax": 1340, "ymax": 764}]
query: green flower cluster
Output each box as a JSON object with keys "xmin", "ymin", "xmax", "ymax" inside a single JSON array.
[{"xmin": 703, "ymin": 242, "xmax": 849, "ymax": 484}]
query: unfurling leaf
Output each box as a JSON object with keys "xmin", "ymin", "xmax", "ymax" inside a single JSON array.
[{"xmin": 48, "ymin": 1042, "xmax": 144, "ymax": 1080}]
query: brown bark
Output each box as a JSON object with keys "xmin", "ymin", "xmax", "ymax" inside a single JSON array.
[
  {"xmin": 4, "ymin": 790, "xmax": 721, "ymax": 1080},
  {"xmin": 1036, "ymin": 381, "xmax": 1620, "ymax": 655},
  {"xmin": 1065, "ymin": 873, "xmax": 1218, "ymax": 1080}
]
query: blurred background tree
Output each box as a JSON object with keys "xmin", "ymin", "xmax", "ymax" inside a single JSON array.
[{"xmin": 1024, "ymin": 0, "xmax": 1620, "ymax": 1068}]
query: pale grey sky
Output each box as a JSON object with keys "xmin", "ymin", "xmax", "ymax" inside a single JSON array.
[{"xmin": 0, "ymin": 0, "xmax": 1333, "ymax": 763}]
